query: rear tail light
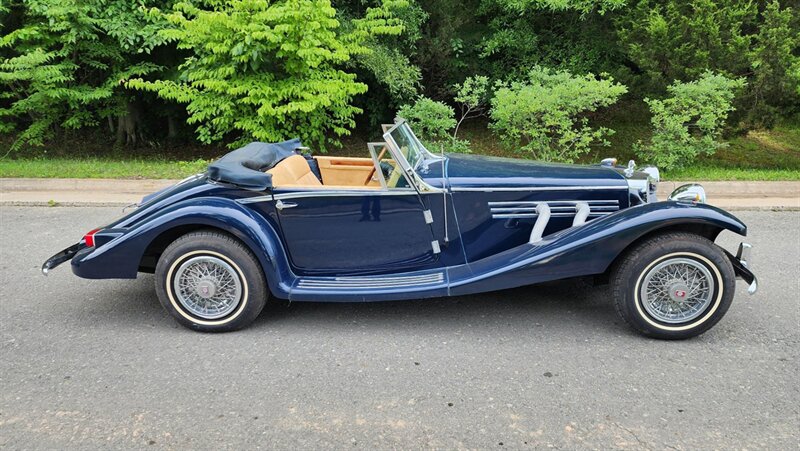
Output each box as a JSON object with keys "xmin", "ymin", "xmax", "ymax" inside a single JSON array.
[{"xmin": 83, "ymin": 228, "xmax": 101, "ymax": 247}]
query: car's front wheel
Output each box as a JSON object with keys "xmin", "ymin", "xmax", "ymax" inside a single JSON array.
[
  {"xmin": 155, "ymin": 230, "xmax": 267, "ymax": 332},
  {"xmin": 611, "ymin": 232, "xmax": 736, "ymax": 339}
]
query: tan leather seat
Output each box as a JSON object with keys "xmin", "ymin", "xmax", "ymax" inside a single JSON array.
[{"xmin": 267, "ymin": 155, "xmax": 322, "ymax": 187}]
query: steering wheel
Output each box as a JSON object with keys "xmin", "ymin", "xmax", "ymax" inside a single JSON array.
[{"xmin": 364, "ymin": 146, "xmax": 388, "ymax": 185}]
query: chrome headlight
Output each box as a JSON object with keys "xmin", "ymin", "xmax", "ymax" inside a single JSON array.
[{"xmin": 669, "ymin": 183, "xmax": 706, "ymax": 204}]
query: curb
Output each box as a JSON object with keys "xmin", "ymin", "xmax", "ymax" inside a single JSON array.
[
  {"xmin": 3, "ymin": 201, "xmax": 798, "ymax": 211},
  {"xmin": 1, "ymin": 177, "xmax": 799, "ymax": 209}
]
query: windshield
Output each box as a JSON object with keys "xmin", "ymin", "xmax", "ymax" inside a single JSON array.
[{"xmin": 384, "ymin": 122, "xmax": 435, "ymax": 171}]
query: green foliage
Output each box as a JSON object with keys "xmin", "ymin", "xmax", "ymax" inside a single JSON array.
[
  {"xmin": 396, "ymin": 95, "xmax": 474, "ymax": 153},
  {"xmin": 490, "ymin": 66, "xmax": 626, "ymax": 162},
  {"xmin": 0, "ymin": 0, "xmax": 166, "ymax": 150},
  {"xmin": 128, "ymin": 0, "xmax": 405, "ymax": 149},
  {"xmin": 479, "ymin": 0, "xmax": 626, "ymax": 83},
  {"xmin": 743, "ymin": 1, "xmax": 800, "ymax": 127},
  {"xmin": 397, "ymin": 97, "xmax": 456, "ymax": 142},
  {"xmin": 642, "ymin": 72, "xmax": 746, "ymax": 170},
  {"xmin": 452, "ymin": 75, "xmax": 489, "ymax": 150},
  {"xmin": 354, "ymin": 45, "xmax": 420, "ymax": 106},
  {"xmin": 616, "ymin": 0, "xmax": 799, "ymax": 125}
]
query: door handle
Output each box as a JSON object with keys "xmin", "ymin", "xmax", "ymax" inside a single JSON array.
[{"xmin": 275, "ymin": 200, "xmax": 298, "ymax": 210}]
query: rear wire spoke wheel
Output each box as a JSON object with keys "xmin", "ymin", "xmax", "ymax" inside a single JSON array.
[
  {"xmin": 155, "ymin": 230, "xmax": 267, "ymax": 332},
  {"xmin": 612, "ymin": 232, "xmax": 736, "ymax": 340},
  {"xmin": 173, "ymin": 255, "xmax": 243, "ymax": 320}
]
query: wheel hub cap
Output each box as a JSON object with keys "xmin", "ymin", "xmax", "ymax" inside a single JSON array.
[
  {"xmin": 668, "ymin": 282, "xmax": 690, "ymax": 302},
  {"xmin": 195, "ymin": 279, "xmax": 217, "ymax": 299},
  {"xmin": 173, "ymin": 255, "xmax": 242, "ymax": 320}
]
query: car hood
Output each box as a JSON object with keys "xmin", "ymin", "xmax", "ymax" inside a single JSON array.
[{"xmin": 440, "ymin": 153, "xmax": 627, "ymax": 190}]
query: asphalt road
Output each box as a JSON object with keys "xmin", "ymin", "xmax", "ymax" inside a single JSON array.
[{"xmin": 1, "ymin": 207, "xmax": 798, "ymax": 450}]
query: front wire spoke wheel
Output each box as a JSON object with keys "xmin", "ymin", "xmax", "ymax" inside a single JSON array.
[
  {"xmin": 640, "ymin": 258, "xmax": 715, "ymax": 324},
  {"xmin": 611, "ymin": 232, "xmax": 736, "ymax": 340}
]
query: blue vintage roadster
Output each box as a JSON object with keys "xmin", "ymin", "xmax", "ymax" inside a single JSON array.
[{"xmin": 43, "ymin": 121, "xmax": 757, "ymax": 338}]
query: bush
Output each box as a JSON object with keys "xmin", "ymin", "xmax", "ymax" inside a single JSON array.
[
  {"xmin": 489, "ymin": 66, "xmax": 627, "ymax": 162},
  {"xmin": 642, "ymin": 72, "xmax": 746, "ymax": 170},
  {"xmin": 397, "ymin": 97, "xmax": 456, "ymax": 143},
  {"xmin": 396, "ymin": 96, "xmax": 476, "ymax": 153}
]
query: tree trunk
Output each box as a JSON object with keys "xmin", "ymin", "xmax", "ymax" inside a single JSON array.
[
  {"xmin": 114, "ymin": 102, "xmax": 142, "ymax": 147},
  {"xmin": 167, "ymin": 114, "xmax": 178, "ymax": 140}
]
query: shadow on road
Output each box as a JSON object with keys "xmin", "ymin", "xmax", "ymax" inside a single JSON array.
[{"xmin": 69, "ymin": 275, "xmax": 622, "ymax": 335}]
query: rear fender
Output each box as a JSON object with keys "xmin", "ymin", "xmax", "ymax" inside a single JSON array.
[{"xmin": 71, "ymin": 197, "xmax": 294, "ymax": 298}]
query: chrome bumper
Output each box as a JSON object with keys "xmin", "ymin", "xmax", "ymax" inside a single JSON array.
[
  {"xmin": 728, "ymin": 242, "xmax": 758, "ymax": 295},
  {"xmin": 42, "ymin": 242, "xmax": 86, "ymax": 275}
]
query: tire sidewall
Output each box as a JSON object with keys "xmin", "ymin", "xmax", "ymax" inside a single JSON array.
[
  {"xmin": 616, "ymin": 235, "xmax": 735, "ymax": 339},
  {"xmin": 155, "ymin": 232, "xmax": 267, "ymax": 332}
]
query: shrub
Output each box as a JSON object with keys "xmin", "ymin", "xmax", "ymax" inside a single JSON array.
[
  {"xmin": 453, "ymin": 75, "xmax": 490, "ymax": 139},
  {"xmin": 489, "ymin": 66, "xmax": 627, "ymax": 162},
  {"xmin": 642, "ymin": 72, "xmax": 746, "ymax": 170},
  {"xmin": 396, "ymin": 96, "xmax": 477, "ymax": 153},
  {"xmin": 397, "ymin": 97, "xmax": 456, "ymax": 143}
]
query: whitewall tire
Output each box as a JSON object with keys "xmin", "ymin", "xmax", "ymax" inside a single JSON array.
[
  {"xmin": 612, "ymin": 232, "xmax": 736, "ymax": 339},
  {"xmin": 155, "ymin": 230, "xmax": 267, "ymax": 332}
]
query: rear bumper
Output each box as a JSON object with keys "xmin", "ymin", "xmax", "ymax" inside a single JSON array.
[
  {"xmin": 42, "ymin": 242, "xmax": 86, "ymax": 275},
  {"xmin": 724, "ymin": 242, "xmax": 758, "ymax": 295}
]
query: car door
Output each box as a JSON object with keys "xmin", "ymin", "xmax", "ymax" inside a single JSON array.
[
  {"xmin": 266, "ymin": 142, "xmax": 436, "ymax": 276},
  {"xmin": 270, "ymin": 187, "xmax": 438, "ymax": 274}
]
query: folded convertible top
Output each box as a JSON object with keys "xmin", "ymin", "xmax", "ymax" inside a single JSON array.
[{"xmin": 206, "ymin": 138, "xmax": 301, "ymax": 190}]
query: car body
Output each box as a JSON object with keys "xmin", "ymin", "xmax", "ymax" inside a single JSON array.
[{"xmin": 43, "ymin": 121, "xmax": 758, "ymax": 338}]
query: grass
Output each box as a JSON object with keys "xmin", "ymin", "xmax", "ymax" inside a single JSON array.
[
  {"xmin": 0, "ymin": 157, "xmax": 210, "ymax": 179},
  {"xmin": 1, "ymin": 112, "xmax": 798, "ymax": 180},
  {"xmin": 663, "ymin": 165, "xmax": 800, "ymax": 181}
]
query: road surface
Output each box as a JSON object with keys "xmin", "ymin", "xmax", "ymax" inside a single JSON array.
[{"xmin": 1, "ymin": 207, "xmax": 797, "ymax": 449}]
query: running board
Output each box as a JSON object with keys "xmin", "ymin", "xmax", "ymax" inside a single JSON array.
[{"xmin": 296, "ymin": 271, "xmax": 445, "ymax": 290}]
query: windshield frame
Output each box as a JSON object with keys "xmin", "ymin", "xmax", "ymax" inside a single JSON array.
[{"xmin": 382, "ymin": 120, "xmax": 444, "ymax": 193}]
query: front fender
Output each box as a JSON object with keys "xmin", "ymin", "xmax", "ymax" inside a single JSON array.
[
  {"xmin": 545, "ymin": 201, "xmax": 747, "ymax": 275},
  {"xmin": 71, "ymin": 197, "xmax": 294, "ymax": 298},
  {"xmin": 450, "ymin": 201, "xmax": 748, "ymax": 295}
]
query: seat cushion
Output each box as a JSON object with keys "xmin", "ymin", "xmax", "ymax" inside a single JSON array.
[{"xmin": 267, "ymin": 155, "xmax": 323, "ymax": 187}]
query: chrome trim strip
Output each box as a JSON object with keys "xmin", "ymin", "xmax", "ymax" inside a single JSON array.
[
  {"xmin": 297, "ymin": 272, "xmax": 444, "ymax": 289},
  {"xmin": 487, "ymin": 200, "xmax": 619, "ymax": 206},
  {"xmin": 273, "ymin": 190, "xmax": 419, "ymax": 200},
  {"xmin": 453, "ymin": 186, "xmax": 628, "ymax": 192},
  {"xmin": 490, "ymin": 205, "xmax": 619, "ymax": 213},
  {"xmin": 237, "ymin": 195, "xmax": 272, "ymax": 204},
  {"xmin": 237, "ymin": 189, "xmax": 421, "ymax": 204},
  {"xmin": 492, "ymin": 212, "xmax": 613, "ymax": 219}
]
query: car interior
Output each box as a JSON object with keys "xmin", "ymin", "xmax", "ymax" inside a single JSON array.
[{"xmin": 266, "ymin": 124, "xmax": 409, "ymax": 190}]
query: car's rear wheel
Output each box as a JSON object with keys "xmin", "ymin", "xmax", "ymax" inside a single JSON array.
[
  {"xmin": 155, "ymin": 230, "xmax": 267, "ymax": 332},
  {"xmin": 611, "ymin": 232, "xmax": 735, "ymax": 339}
]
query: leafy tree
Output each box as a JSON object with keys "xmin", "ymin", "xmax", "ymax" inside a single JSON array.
[
  {"xmin": 0, "ymin": 0, "xmax": 167, "ymax": 151},
  {"xmin": 336, "ymin": 0, "xmax": 425, "ymax": 127},
  {"xmin": 490, "ymin": 66, "xmax": 627, "ymax": 162},
  {"xmin": 479, "ymin": 0, "xmax": 626, "ymax": 83},
  {"xmin": 453, "ymin": 75, "xmax": 489, "ymax": 139},
  {"xmin": 742, "ymin": 1, "xmax": 800, "ymax": 127},
  {"xmin": 642, "ymin": 72, "xmax": 746, "ymax": 170},
  {"xmin": 616, "ymin": 0, "xmax": 799, "ymax": 126},
  {"xmin": 129, "ymin": 0, "xmax": 406, "ymax": 149}
]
